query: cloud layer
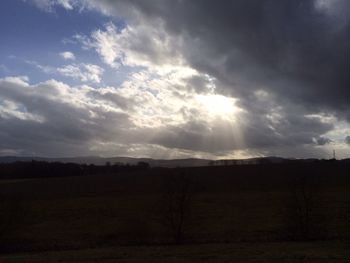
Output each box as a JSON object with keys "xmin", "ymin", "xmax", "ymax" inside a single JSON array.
[{"xmin": 2, "ymin": 0, "xmax": 350, "ymax": 158}]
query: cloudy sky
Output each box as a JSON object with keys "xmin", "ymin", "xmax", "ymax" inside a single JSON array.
[{"xmin": 0, "ymin": 0, "xmax": 350, "ymax": 159}]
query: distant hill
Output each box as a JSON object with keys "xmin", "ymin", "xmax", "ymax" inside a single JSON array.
[
  {"xmin": 0, "ymin": 155, "xmax": 337, "ymax": 168},
  {"xmin": 0, "ymin": 156, "xmax": 212, "ymax": 168}
]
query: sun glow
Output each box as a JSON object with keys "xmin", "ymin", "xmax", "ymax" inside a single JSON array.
[{"xmin": 196, "ymin": 94, "xmax": 239, "ymax": 119}]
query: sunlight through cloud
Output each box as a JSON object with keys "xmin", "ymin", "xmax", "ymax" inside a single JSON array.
[{"xmin": 196, "ymin": 94, "xmax": 240, "ymax": 121}]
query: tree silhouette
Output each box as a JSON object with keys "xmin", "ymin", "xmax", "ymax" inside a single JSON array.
[{"xmin": 159, "ymin": 172, "xmax": 194, "ymax": 244}]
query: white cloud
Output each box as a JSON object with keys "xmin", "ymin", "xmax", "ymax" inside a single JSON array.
[
  {"xmin": 26, "ymin": 60, "xmax": 103, "ymax": 83},
  {"xmin": 56, "ymin": 0, "xmax": 74, "ymax": 10},
  {"xmin": 27, "ymin": 0, "xmax": 78, "ymax": 11},
  {"xmin": 26, "ymin": 60, "xmax": 104, "ymax": 84},
  {"xmin": 76, "ymin": 21, "xmax": 185, "ymax": 70},
  {"xmin": 75, "ymin": 24, "xmax": 120, "ymax": 68},
  {"xmin": 57, "ymin": 63, "xmax": 104, "ymax": 83},
  {"xmin": 60, "ymin": 51, "xmax": 76, "ymax": 61}
]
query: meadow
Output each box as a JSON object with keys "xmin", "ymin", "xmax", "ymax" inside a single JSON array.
[{"xmin": 1, "ymin": 162, "xmax": 350, "ymax": 261}]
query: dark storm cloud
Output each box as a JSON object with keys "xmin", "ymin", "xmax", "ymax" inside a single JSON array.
[
  {"xmin": 78, "ymin": 0, "xmax": 350, "ymax": 156},
  {"xmin": 149, "ymin": 110, "xmax": 333, "ymax": 153},
  {"xmin": 315, "ymin": 136, "xmax": 332, "ymax": 145},
  {"xmin": 88, "ymin": 89, "xmax": 135, "ymax": 111},
  {"xmin": 345, "ymin": 136, "xmax": 350, "ymax": 145},
  {"xmin": 92, "ymin": 0, "xmax": 350, "ymax": 116}
]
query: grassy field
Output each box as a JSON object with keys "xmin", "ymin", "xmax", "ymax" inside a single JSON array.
[{"xmin": 1, "ymin": 163, "xmax": 350, "ymax": 261}]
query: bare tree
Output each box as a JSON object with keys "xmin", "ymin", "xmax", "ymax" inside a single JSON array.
[
  {"xmin": 159, "ymin": 171, "xmax": 195, "ymax": 244},
  {"xmin": 284, "ymin": 175, "xmax": 327, "ymax": 240}
]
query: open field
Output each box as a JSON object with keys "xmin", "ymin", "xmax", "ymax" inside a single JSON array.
[{"xmin": 1, "ymin": 163, "xmax": 350, "ymax": 261}]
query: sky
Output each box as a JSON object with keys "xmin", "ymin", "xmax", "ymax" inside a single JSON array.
[{"xmin": 0, "ymin": 0, "xmax": 350, "ymax": 159}]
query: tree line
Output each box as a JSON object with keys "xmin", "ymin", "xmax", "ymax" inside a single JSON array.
[{"xmin": 0, "ymin": 161, "xmax": 150, "ymax": 179}]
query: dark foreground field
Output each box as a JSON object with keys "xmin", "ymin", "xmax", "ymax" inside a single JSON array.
[
  {"xmin": 1, "ymin": 162, "xmax": 350, "ymax": 261},
  {"xmin": 2, "ymin": 241, "xmax": 350, "ymax": 262}
]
